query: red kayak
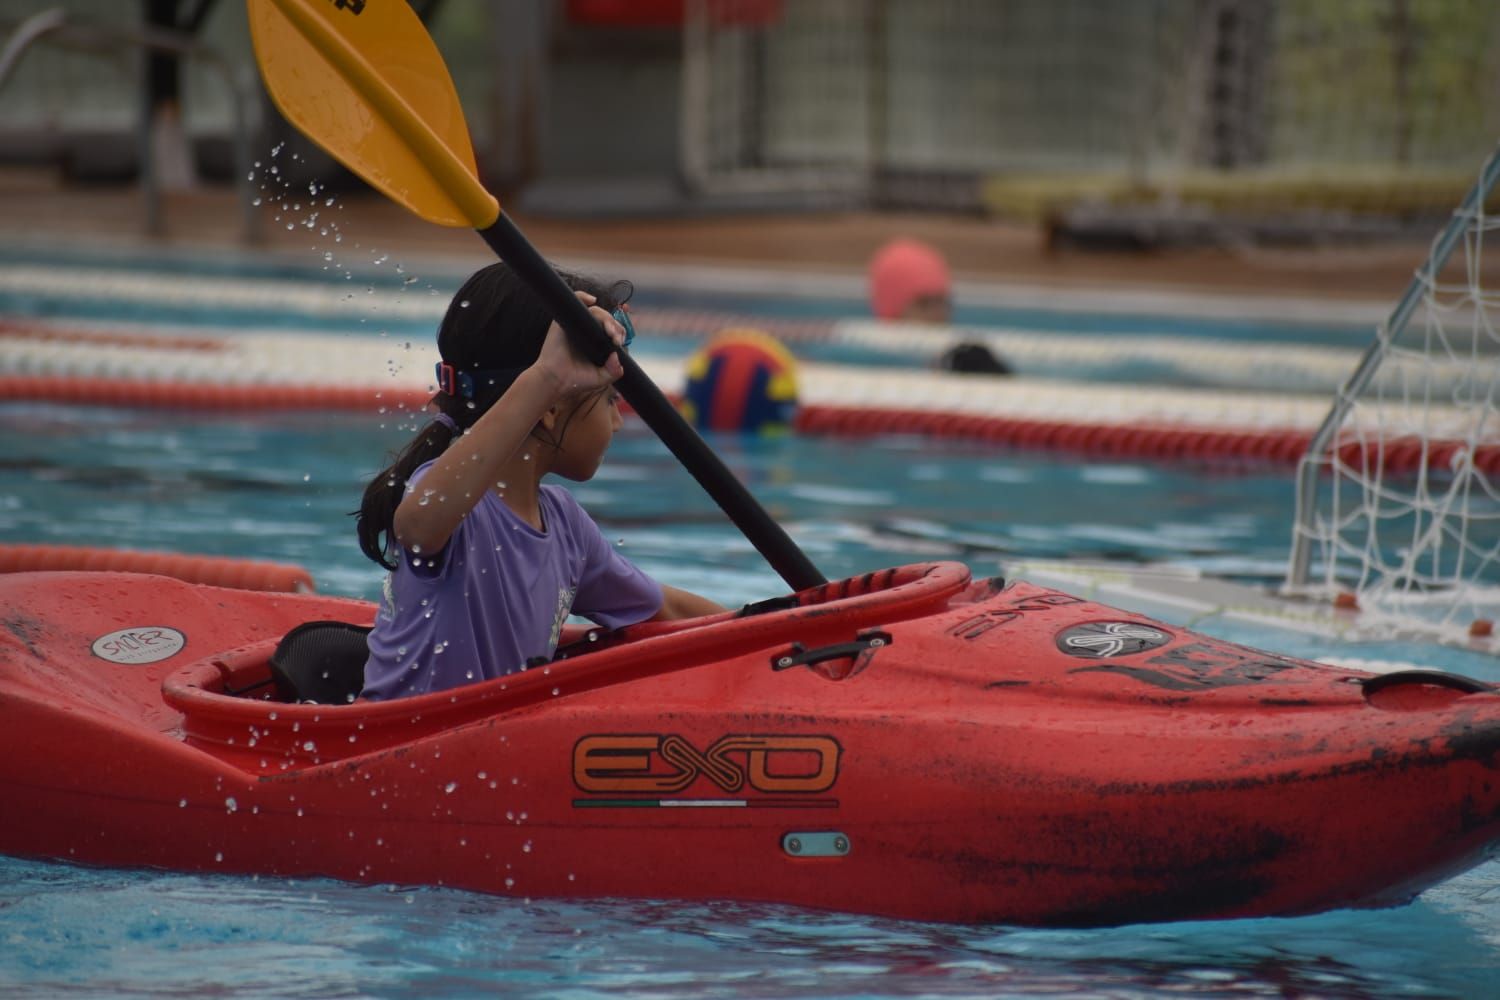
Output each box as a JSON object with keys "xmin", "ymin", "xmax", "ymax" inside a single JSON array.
[{"xmin": 1, "ymin": 562, "xmax": 1497, "ymax": 926}]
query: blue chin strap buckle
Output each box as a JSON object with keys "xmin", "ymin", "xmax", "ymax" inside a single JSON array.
[{"xmin": 613, "ymin": 308, "xmax": 636, "ymax": 349}]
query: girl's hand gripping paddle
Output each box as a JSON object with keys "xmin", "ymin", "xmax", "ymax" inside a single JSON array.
[{"xmin": 246, "ymin": 0, "xmax": 824, "ymax": 592}]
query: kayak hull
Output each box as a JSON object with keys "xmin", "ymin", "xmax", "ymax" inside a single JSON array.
[{"xmin": 2, "ymin": 565, "xmax": 1498, "ymax": 926}]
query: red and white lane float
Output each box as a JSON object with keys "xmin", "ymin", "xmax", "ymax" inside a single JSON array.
[
  {"xmin": 1, "ymin": 561, "xmax": 1497, "ymax": 926},
  {"xmin": 3, "ymin": 315, "xmax": 1491, "ymax": 471}
]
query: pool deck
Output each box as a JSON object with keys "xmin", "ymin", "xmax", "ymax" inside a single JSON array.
[{"xmin": 0, "ymin": 172, "xmax": 1469, "ymax": 318}]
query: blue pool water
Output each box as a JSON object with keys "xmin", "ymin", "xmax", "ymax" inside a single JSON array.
[
  {"xmin": 0, "ymin": 407, "xmax": 1327, "ymax": 601},
  {"xmin": 2, "ymin": 250, "xmax": 1498, "ymax": 997}
]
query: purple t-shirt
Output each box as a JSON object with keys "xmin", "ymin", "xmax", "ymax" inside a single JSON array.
[{"xmin": 362, "ymin": 469, "xmax": 663, "ymax": 700}]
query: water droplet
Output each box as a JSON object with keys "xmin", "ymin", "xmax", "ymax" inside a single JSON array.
[
  {"xmin": 225, "ymin": 797, "xmax": 238, "ymax": 812},
  {"xmin": 178, "ymin": 798, "xmax": 188, "ymax": 808},
  {"xmin": 444, "ymin": 781, "xmax": 457, "ymax": 794}
]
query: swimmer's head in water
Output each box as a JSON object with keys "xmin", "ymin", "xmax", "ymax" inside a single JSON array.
[{"xmin": 869, "ymin": 238, "xmax": 952, "ymax": 323}]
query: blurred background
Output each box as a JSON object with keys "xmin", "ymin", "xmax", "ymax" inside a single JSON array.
[
  {"xmin": 3, "ymin": 0, "xmax": 1498, "ymax": 266},
  {"xmin": 5, "ymin": 9, "xmax": 1500, "ymax": 994}
]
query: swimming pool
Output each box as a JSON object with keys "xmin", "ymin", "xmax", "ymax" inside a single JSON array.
[{"xmin": 2, "ymin": 249, "xmax": 1498, "ymax": 997}]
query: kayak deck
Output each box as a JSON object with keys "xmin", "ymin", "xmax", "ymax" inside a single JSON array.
[{"xmin": 2, "ymin": 564, "xmax": 1498, "ymax": 925}]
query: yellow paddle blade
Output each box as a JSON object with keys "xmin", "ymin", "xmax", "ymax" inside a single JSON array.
[{"xmin": 247, "ymin": 0, "xmax": 499, "ymax": 229}]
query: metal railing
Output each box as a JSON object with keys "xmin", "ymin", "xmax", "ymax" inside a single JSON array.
[{"xmin": 0, "ymin": 7, "xmax": 262, "ymax": 243}]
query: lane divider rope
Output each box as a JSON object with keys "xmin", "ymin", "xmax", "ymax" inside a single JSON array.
[
  {"xmin": 0, "ymin": 265, "xmax": 1395, "ymax": 392},
  {"xmin": 3, "ymin": 317, "xmax": 1491, "ymax": 472}
]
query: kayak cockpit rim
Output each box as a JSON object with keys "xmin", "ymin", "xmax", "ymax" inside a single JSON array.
[{"xmin": 161, "ymin": 561, "xmax": 981, "ymax": 766}]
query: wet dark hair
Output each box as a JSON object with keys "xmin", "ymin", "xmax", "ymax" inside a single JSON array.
[
  {"xmin": 356, "ymin": 262, "xmax": 631, "ymax": 569},
  {"xmin": 937, "ymin": 341, "xmax": 1012, "ymax": 376}
]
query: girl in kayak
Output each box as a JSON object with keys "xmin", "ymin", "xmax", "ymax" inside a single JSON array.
[{"xmin": 356, "ymin": 262, "xmax": 724, "ymax": 700}]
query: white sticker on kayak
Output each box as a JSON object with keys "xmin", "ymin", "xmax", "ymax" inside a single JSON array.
[{"xmin": 91, "ymin": 627, "xmax": 186, "ymax": 665}]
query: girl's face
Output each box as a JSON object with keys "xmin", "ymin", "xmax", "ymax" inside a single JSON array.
[{"xmin": 551, "ymin": 388, "xmax": 623, "ymax": 481}]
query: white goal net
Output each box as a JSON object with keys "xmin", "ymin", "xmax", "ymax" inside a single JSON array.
[{"xmin": 1286, "ymin": 144, "xmax": 1500, "ymax": 635}]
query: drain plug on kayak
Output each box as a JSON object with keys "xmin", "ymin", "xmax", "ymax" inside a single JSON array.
[{"xmin": 782, "ymin": 832, "xmax": 850, "ymax": 858}]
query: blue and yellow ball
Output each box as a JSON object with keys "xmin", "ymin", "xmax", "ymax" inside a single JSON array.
[{"xmin": 680, "ymin": 329, "xmax": 799, "ymax": 435}]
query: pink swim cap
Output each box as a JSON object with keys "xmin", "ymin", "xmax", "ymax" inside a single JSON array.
[{"xmin": 868, "ymin": 238, "xmax": 951, "ymax": 320}]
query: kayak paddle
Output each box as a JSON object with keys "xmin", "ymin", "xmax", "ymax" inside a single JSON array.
[{"xmin": 245, "ymin": 0, "xmax": 825, "ymax": 591}]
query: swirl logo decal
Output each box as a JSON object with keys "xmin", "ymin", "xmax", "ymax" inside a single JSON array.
[{"xmin": 1057, "ymin": 621, "xmax": 1171, "ymax": 659}]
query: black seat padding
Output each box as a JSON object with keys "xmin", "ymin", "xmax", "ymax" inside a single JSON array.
[{"xmin": 269, "ymin": 620, "xmax": 372, "ymax": 704}]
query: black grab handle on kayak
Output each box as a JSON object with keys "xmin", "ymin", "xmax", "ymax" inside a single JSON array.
[{"xmin": 1361, "ymin": 669, "xmax": 1495, "ymax": 696}]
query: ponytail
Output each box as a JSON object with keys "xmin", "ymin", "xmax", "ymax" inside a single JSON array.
[{"xmin": 356, "ymin": 416, "xmax": 460, "ymax": 569}]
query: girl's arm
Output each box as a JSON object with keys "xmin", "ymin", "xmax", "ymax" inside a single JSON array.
[
  {"xmin": 393, "ymin": 295, "xmax": 625, "ymax": 558},
  {"xmin": 651, "ymin": 584, "xmax": 727, "ymax": 621}
]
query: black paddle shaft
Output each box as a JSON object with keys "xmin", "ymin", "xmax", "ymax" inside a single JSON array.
[{"xmin": 478, "ymin": 214, "xmax": 827, "ymax": 593}]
